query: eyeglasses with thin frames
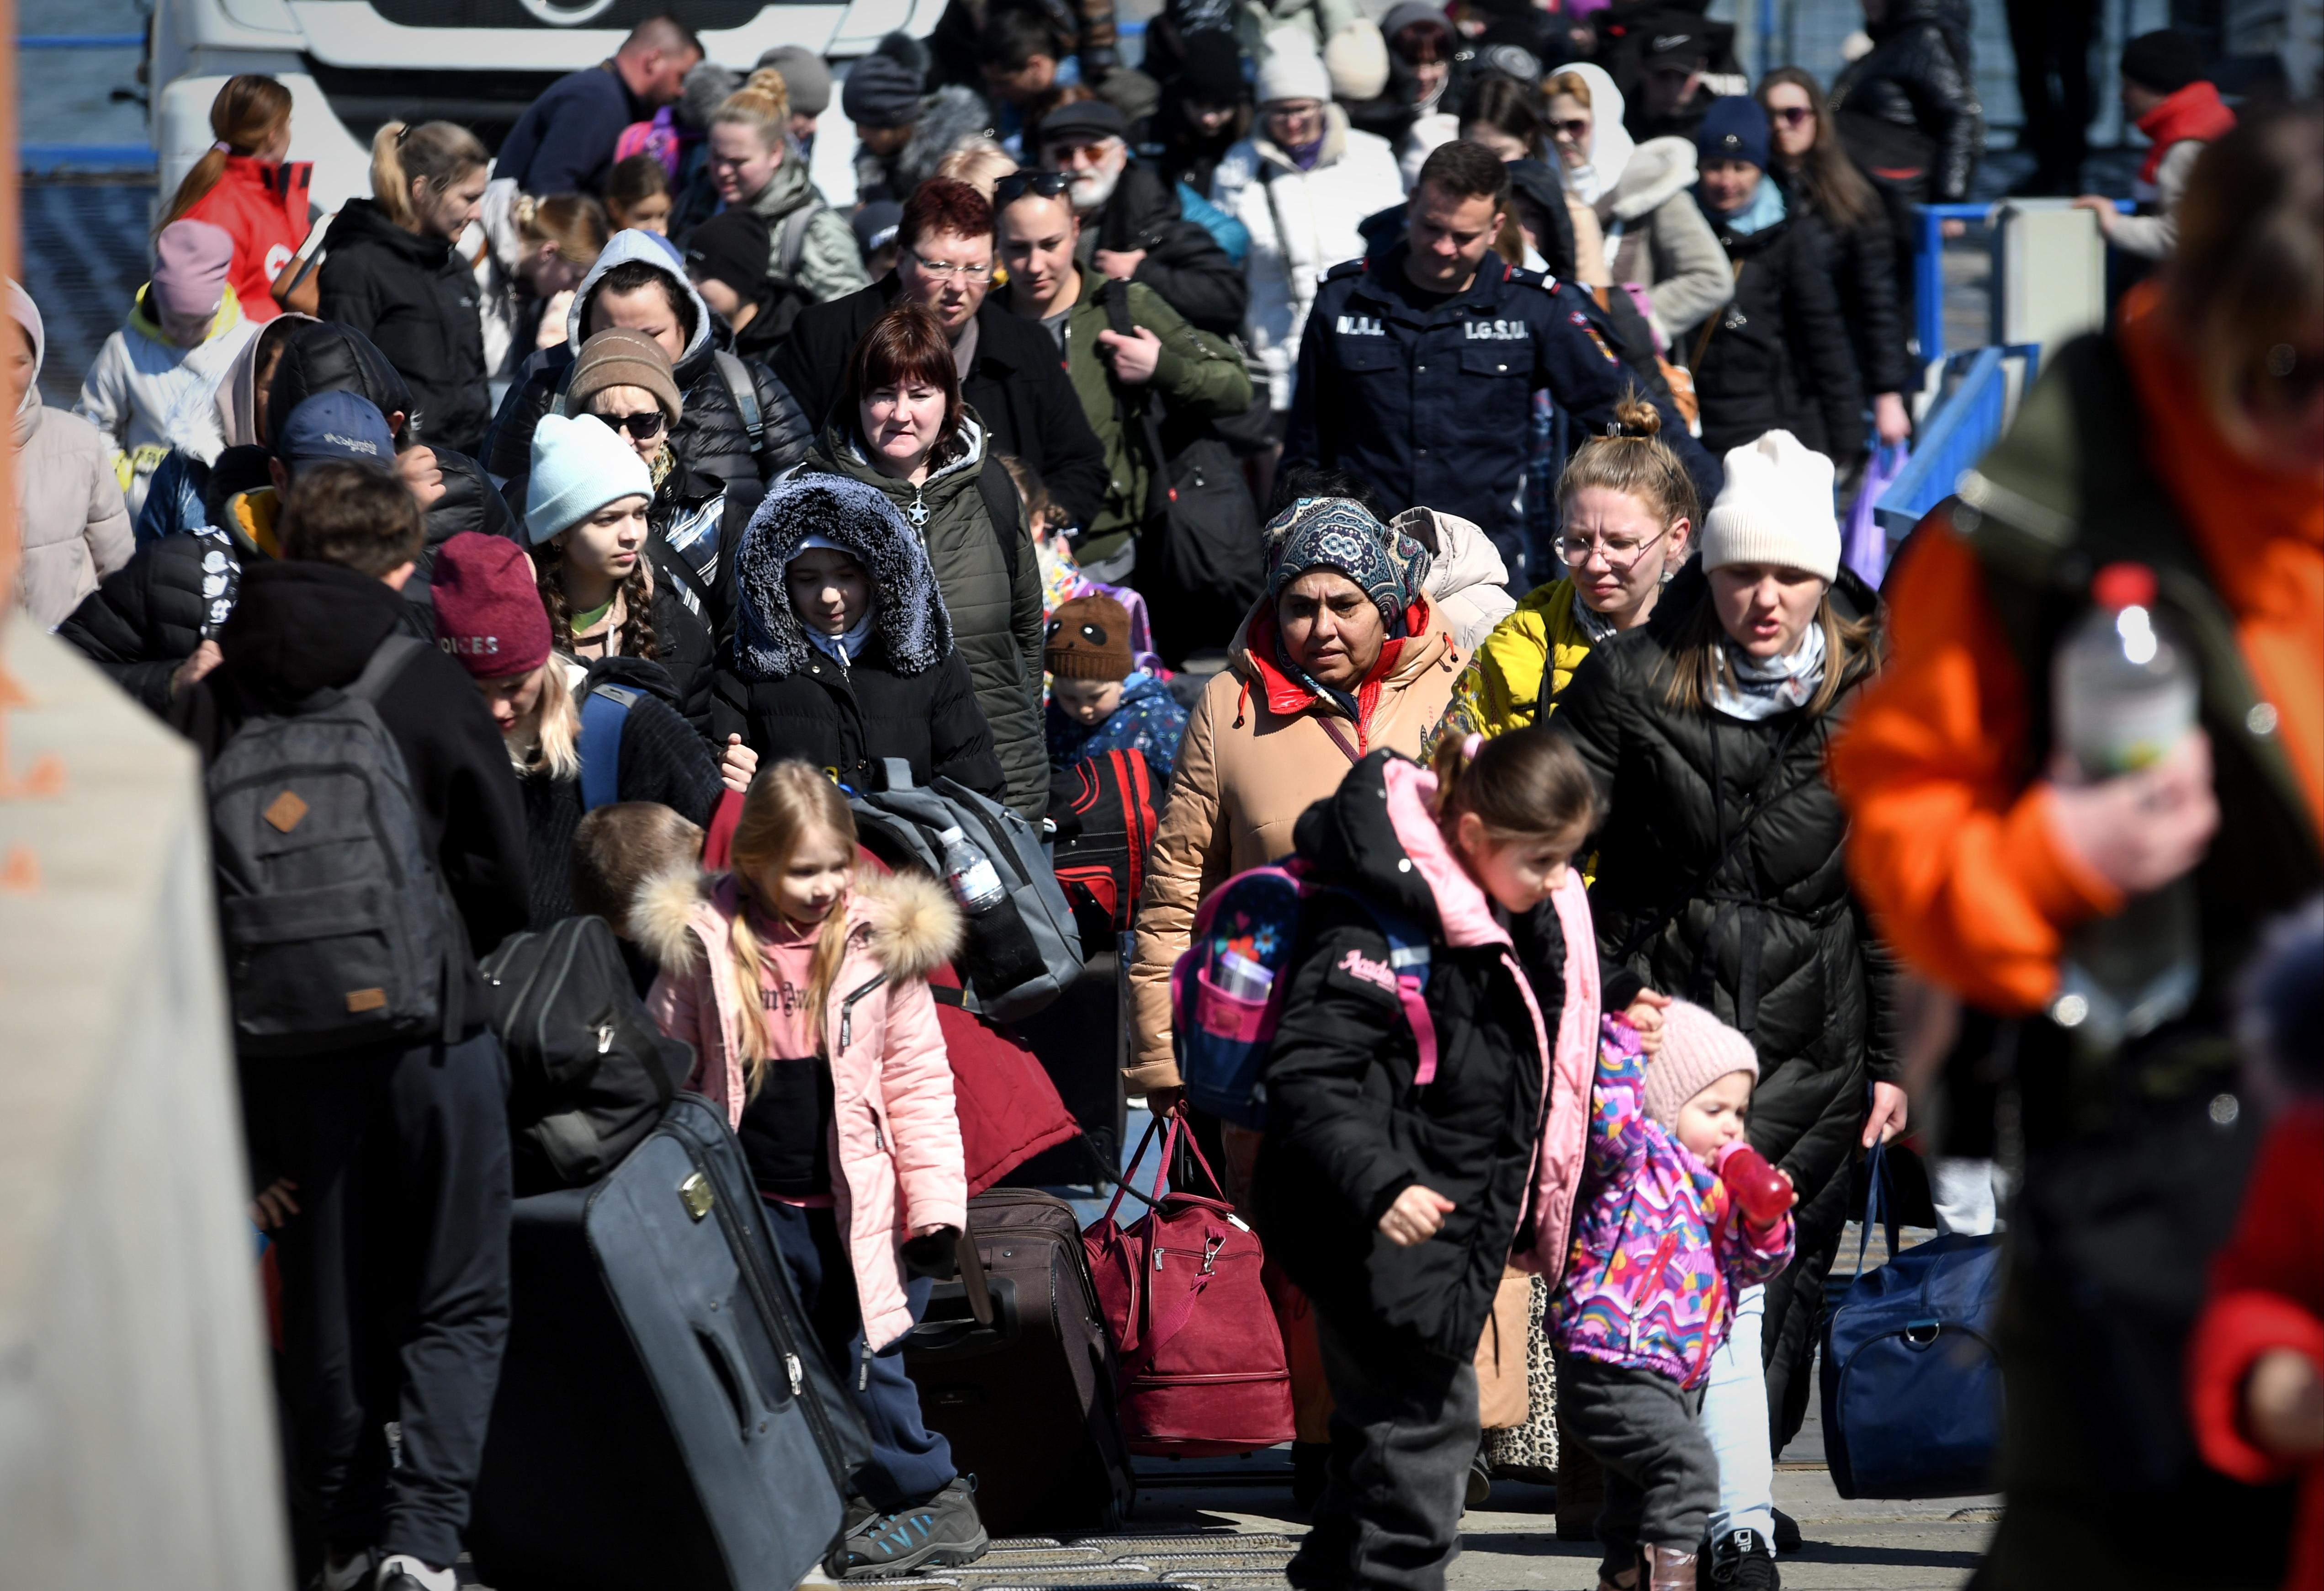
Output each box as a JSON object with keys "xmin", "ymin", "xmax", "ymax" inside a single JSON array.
[
  {"xmin": 906, "ymin": 250, "xmax": 993, "ymax": 283},
  {"xmin": 1557, "ymin": 523, "xmax": 1670, "ymax": 572}
]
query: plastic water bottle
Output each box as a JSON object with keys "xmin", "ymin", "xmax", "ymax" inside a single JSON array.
[
  {"xmin": 2050, "ymin": 562, "xmax": 2201, "ymax": 1048},
  {"xmin": 1215, "ymin": 948, "xmax": 1276, "ymax": 1003},
  {"xmin": 937, "ymin": 825, "xmax": 1006, "ymax": 916}
]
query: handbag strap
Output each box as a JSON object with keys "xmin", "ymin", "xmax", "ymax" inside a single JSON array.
[
  {"xmin": 1315, "ymin": 714, "xmax": 1362, "ymax": 766},
  {"xmin": 1850, "ymin": 1131, "xmax": 1904, "ymax": 1281},
  {"xmin": 1102, "ymin": 280, "xmax": 1177, "ymax": 526},
  {"xmin": 1687, "ymin": 259, "xmax": 1748, "ymax": 372}
]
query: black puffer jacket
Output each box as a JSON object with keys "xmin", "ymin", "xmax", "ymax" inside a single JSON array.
[
  {"xmin": 1828, "ymin": 0, "xmax": 1979, "ymax": 204},
  {"xmin": 484, "ymin": 232, "xmax": 811, "ymax": 503},
  {"xmin": 1251, "ymin": 750, "xmax": 1568, "ymax": 1365},
  {"xmin": 1777, "ymin": 170, "xmax": 1912, "ymax": 400},
  {"xmin": 1550, "ymin": 564, "xmax": 1897, "ymax": 1211},
  {"xmin": 1686, "ymin": 202, "xmax": 1864, "ymax": 459},
  {"xmin": 59, "ymin": 451, "xmax": 514, "ymax": 715},
  {"xmin": 714, "ymin": 469, "xmax": 1006, "ymax": 799},
  {"xmin": 1078, "ymin": 160, "xmax": 1248, "ymax": 338},
  {"xmin": 520, "ymin": 654, "xmax": 722, "ymax": 926},
  {"xmin": 316, "ymin": 200, "xmax": 492, "ymax": 455}
]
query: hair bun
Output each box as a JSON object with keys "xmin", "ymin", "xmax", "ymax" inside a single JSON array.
[{"xmin": 1609, "ymin": 394, "xmax": 1662, "ymax": 440}]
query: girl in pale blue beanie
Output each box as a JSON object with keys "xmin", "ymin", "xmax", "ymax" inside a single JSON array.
[{"xmin": 524, "ymin": 409, "xmax": 718, "ymax": 731}]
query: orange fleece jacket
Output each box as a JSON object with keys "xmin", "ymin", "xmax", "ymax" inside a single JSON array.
[{"xmin": 1831, "ymin": 285, "xmax": 2323, "ymax": 1015}]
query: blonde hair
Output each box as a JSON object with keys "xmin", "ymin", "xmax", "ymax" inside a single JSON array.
[
  {"xmin": 1557, "ymin": 393, "xmax": 1699, "ymax": 536},
  {"xmin": 160, "ymin": 75, "xmax": 292, "ymax": 232},
  {"xmin": 504, "ymin": 659, "xmax": 583, "ymax": 782},
  {"xmin": 370, "ymin": 120, "xmax": 488, "ymax": 231},
  {"xmin": 935, "ymin": 140, "xmax": 1019, "ymax": 200},
  {"xmin": 726, "ymin": 762, "xmax": 859, "ymax": 1090},
  {"xmin": 1546, "ymin": 70, "xmax": 1593, "ymax": 110},
  {"xmin": 712, "ymin": 87, "xmax": 789, "ymax": 149},
  {"xmin": 744, "ymin": 69, "xmax": 794, "ymax": 119},
  {"xmin": 515, "ymin": 192, "xmax": 611, "ymax": 276}
]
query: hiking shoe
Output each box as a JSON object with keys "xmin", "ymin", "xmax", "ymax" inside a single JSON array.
[
  {"xmin": 1464, "ymin": 1449, "xmax": 1493, "ymax": 1511},
  {"xmin": 832, "ymin": 1476, "xmax": 988, "ymax": 1579},
  {"xmin": 1771, "ymin": 1508, "xmax": 1802, "ymax": 1553},
  {"xmin": 1709, "ymin": 1527, "xmax": 1780, "ymax": 1588}
]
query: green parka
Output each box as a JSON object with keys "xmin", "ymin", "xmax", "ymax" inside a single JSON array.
[{"xmin": 1057, "ymin": 277, "xmax": 1253, "ymax": 565}]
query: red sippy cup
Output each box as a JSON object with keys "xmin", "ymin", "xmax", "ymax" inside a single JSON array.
[{"xmin": 1715, "ymin": 1141, "xmax": 1793, "ymax": 1226}]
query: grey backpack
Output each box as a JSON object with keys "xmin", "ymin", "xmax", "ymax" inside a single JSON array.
[
  {"xmin": 209, "ymin": 635, "xmax": 453, "ymax": 1056},
  {"xmin": 848, "ymin": 759, "xmax": 1082, "ymax": 1024}
]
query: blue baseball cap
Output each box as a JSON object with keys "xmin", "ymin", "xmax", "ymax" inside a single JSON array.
[{"xmin": 276, "ymin": 390, "xmax": 396, "ymax": 477}]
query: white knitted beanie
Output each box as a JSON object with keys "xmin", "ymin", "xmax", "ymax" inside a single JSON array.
[
  {"xmin": 1699, "ymin": 430, "xmax": 1841, "ymax": 583},
  {"xmin": 1325, "ymin": 20, "xmax": 1390, "ymax": 101},
  {"xmin": 1255, "ymin": 32, "xmax": 1332, "ymax": 106},
  {"xmin": 1640, "ymin": 1000, "xmax": 1761, "ymax": 1128}
]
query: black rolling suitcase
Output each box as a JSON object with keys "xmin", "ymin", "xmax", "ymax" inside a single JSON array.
[
  {"xmin": 903, "ymin": 1188, "xmax": 1135, "ymax": 1535},
  {"xmin": 470, "ymin": 1094, "xmax": 870, "ymax": 1590}
]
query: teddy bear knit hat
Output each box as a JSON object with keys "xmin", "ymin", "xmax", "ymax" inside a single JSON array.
[
  {"xmin": 1640, "ymin": 1000, "xmax": 1761, "ymax": 1128},
  {"xmin": 1045, "ymin": 594, "xmax": 1134, "ymax": 680}
]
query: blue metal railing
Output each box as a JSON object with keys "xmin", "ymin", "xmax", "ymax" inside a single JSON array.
[
  {"xmin": 1872, "ymin": 343, "xmax": 2041, "ymax": 552},
  {"xmin": 17, "ymin": 32, "xmax": 143, "ymax": 47},
  {"xmin": 1913, "ymin": 199, "xmax": 2134, "ymax": 369}
]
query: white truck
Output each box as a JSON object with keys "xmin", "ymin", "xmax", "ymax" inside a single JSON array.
[{"xmin": 145, "ymin": 0, "xmax": 910, "ymax": 210}]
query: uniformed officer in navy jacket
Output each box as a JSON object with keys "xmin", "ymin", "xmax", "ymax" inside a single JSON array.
[{"xmin": 1284, "ymin": 140, "xmax": 1713, "ymax": 569}]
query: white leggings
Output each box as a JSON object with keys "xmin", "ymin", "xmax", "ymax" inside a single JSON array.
[{"xmin": 1697, "ymin": 1282, "xmax": 1775, "ymax": 1548}]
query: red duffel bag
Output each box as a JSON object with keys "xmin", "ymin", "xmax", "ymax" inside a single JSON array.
[{"xmin": 1083, "ymin": 1107, "xmax": 1295, "ymax": 1456}]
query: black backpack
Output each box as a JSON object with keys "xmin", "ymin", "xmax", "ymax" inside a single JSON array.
[
  {"xmin": 209, "ymin": 634, "xmax": 454, "ymax": 1057},
  {"xmin": 480, "ymin": 913, "xmax": 688, "ymax": 1194}
]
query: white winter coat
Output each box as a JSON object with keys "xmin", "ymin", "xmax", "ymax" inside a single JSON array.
[
  {"xmin": 1393, "ymin": 505, "xmax": 1517, "ymax": 653},
  {"xmin": 74, "ymin": 286, "xmax": 256, "ymax": 520},
  {"xmin": 11, "ymin": 283, "xmax": 131, "ymax": 628},
  {"xmin": 1214, "ymin": 106, "xmax": 1407, "ymax": 413}
]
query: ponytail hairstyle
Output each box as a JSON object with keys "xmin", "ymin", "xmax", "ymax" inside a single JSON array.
[
  {"xmin": 159, "ymin": 74, "xmax": 292, "ymax": 232},
  {"xmin": 515, "ymin": 192, "xmax": 611, "ymax": 278},
  {"xmin": 711, "ymin": 86, "xmax": 788, "ymax": 152},
  {"xmin": 1556, "ymin": 391, "xmax": 1699, "ymax": 549},
  {"xmin": 369, "ymin": 119, "xmax": 488, "ymax": 232},
  {"xmin": 534, "ymin": 534, "xmax": 661, "ymax": 663},
  {"xmin": 726, "ymin": 761, "xmax": 860, "ymax": 1087},
  {"xmin": 1430, "ymin": 723, "xmax": 1601, "ymax": 848}
]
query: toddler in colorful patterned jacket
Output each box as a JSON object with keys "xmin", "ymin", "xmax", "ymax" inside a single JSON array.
[{"xmin": 1549, "ymin": 1001, "xmax": 1797, "ymax": 1591}]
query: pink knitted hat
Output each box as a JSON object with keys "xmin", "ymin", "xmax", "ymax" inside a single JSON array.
[
  {"xmin": 1640, "ymin": 1000, "xmax": 1760, "ymax": 1127},
  {"xmin": 151, "ymin": 220, "xmax": 234, "ymax": 322}
]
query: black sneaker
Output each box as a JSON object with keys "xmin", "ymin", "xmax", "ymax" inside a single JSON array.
[
  {"xmin": 1464, "ymin": 1449, "xmax": 1493, "ymax": 1511},
  {"xmin": 1709, "ymin": 1528, "xmax": 1780, "ymax": 1588},
  {"xmin": 1771, "ymin": 1509, "xmax": 1802, "ymax": 1553},
  {"xmin": 832, "ymin": 1476, "xmax": 989, "ymax": 1580}
]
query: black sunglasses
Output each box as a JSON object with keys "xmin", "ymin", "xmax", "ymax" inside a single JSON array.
[
  {"xmin": 995, "ymin": 169, "xmax": 1073, "ymax": 207},
  {"xmin": 590, "ymin": 409, "xmax": 667, "ymax": 441}
]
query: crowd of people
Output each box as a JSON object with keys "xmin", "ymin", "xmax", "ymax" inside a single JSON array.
[{"xmin": 5, "ymin": 5, "xmax": 2319, "ymax": 1591}]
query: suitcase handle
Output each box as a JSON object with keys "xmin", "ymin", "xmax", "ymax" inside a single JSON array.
[
  {"xmin": 907, "ymin": 1276, "xmax": 1022, "ymax": 1361},
  {"xmin": 695, "ymin": 1321, "xmax": 765, "ymax": 1437}
]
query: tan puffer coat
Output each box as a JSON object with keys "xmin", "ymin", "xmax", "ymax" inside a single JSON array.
[{"xmin": 1124, "ymin": 592, "xmax": 1461, "ymax": 1091}]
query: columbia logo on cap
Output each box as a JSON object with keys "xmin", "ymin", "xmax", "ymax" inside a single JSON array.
[{"xmin": 323, "ymin": 431, "xmax": 381, "ymax": 456}]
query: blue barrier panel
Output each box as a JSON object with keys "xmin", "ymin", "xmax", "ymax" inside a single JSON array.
[
  {"xmin": 1873, "ymin": 344, "xmax": 2040, "ymax": 549},
  {"xmin": 22, "ymin": 143, "xmax": 157, "ymax": 172},
  {"xmin": 18, "ymin": 32, "xmax": 144, "ymax": 46}
]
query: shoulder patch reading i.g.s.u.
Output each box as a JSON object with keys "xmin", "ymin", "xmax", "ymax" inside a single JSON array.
[{"xmin": 1325, "ymin": 945, "xmax": 1401, "ymax": 1005}]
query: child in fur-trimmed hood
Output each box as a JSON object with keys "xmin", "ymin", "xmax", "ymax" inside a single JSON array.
[{"xmin": 639, "ymin": 759, "xmax": 991, "ymax": 1580}]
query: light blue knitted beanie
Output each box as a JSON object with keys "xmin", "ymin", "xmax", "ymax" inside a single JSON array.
[{"xmin": 525, "ymin": 411, "xmax": 654, "ymax": 545}]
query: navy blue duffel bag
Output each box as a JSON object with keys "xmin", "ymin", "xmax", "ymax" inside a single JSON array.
[{"xmin": 1819, "ymin": 1140, "xmax": 2005, "ymax": 1499}]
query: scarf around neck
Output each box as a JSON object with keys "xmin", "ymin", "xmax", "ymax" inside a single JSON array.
[
  {"xmin": 1705, "ymin": 173, "xmax": 1787, "ymax": 237},
  {"xmin": 807, "ymin": 610, "xmax": 877, "ymax": 665},
  {"xmin": 2135, "ymin": 80, "xmax": 2235, "ymax": 185},
  {"xmin": 1710, "ymin": 618, "xmax": 1826, "ymax": 720}
]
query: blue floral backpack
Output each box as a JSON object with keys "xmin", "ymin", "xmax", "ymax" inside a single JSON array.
[{"xmin": 1171, "ymin": 861, "xmax": 1436, "ymax": 1128}]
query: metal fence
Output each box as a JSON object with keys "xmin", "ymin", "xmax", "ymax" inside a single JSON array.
[{"xmin": 1871, "ymin": 342, "xmax": 2041, "ymax": 553}]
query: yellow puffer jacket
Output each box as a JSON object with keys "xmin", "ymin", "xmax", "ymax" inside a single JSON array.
[{"xmin": 1440, "ymin": 575, "xmax": 1597, "ymax": 744}]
